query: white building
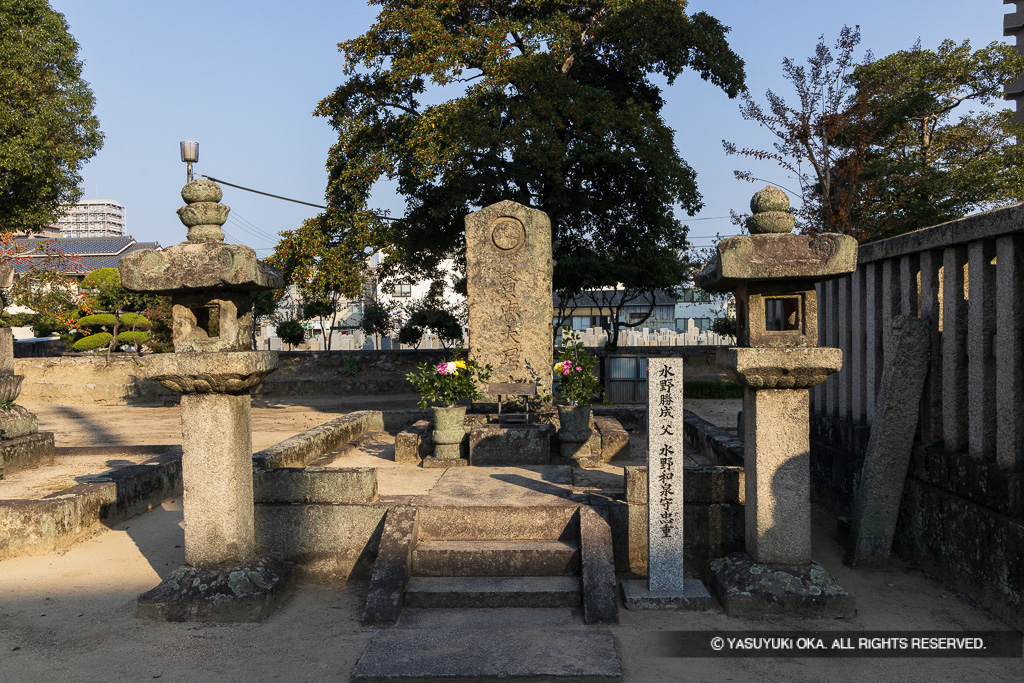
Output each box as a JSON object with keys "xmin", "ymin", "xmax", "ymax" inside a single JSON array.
[{"xmin": 52, "ymin": 200, "xmax": 126, "ymax": 238}]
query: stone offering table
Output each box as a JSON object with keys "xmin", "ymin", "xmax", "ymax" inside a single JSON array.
[
  {"xmin": 695, "ymin": 187, "xmax": 858, "ymax": 617},
  {"xmin": 121, "ymin": 178, "xmax": 292, "ymax": 621}
]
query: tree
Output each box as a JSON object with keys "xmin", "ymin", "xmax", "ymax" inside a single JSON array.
[
  {"xmin": 1, "ymin": 234, "xmax": 92, "ymax": 339},
  {"xmin": 0, "ymin": 0, "xmax": 103, "ymax": 233},
  {"xmin": 77, "ymin": 267, "xmax": 160, "ymax": 353},
  {"xmin": 396, "ymin": 280, "xmax": 463, "ymax": 348},
  {"xmin": 314, "ymin": 0, "xmax": 744, "ymax": 300},
  {"xmin": 723, "ymin": 26, "xmax": 876, "ymax": 237},
  {"xmin": 360, "ymin": 298, "xmax": 394, "ymax": 350},
  {"xmin": 266, "ymin": 215, "xmax": 366, "ymax": 351},
  {"xmin": 725, "ymin": 28, "xmax": 1024, "ymax": 241},
  {"xmin": 848, "ymin": 39, "xmax": 1024, "ymax": 239},
  {"xmin": 275, "ymin": 319, "xmax": 306, "ymax": 347}
]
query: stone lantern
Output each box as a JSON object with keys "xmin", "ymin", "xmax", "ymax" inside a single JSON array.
[
  {"xmin": 0, "ymin": 264, "xmax": 55, "ymax": 480},
  {"xmin": 120, "ymin": 178, "xmax": 290, "ymax": 621},
  {"xmin": 695, "ymin": 187, "xmax": 858, "ymax": 616}
]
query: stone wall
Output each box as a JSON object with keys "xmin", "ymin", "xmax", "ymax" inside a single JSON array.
[
  {"xmin": 14, "ymin": 347, "xmax": 726, "ymax": 405},
  {"xmin": 810, "ymin": 413, "xmax": 1024, "ymax": 630}
]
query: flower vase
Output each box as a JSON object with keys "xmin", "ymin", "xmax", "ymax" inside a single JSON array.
[
  {"xmin": 429, "ymin": 405, "xmax": 468, "ymax": 466},
  {"xmin": 557, "ymin": 404, "xmax": 594, "ymax": 463}
]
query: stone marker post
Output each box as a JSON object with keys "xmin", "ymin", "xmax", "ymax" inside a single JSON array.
[
  {"xmin": 465, "ymin": 200, "xmax": 553, "ymax": 403},
  {"xmin": 695, "ymin": 187, "xmax": 857, "ymax": 617},
  {"xmin": 621, "ymin": 358, "xmax": 712, "ymax": 609},
  {"xmin": 121, "ymin": 178, "xmax": 291, "ymax": 622}
]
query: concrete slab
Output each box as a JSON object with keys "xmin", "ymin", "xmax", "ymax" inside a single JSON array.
[
  {"xmin": 620, "ymin": 578, "xmax": 714, "ymax": 610},
  {"xmin": 423, "ymin": 465, "xmax": 578, "ymax": 506},
  {"xmin": 352, "ymin": 627, "xmax": 620, "ymax": 682}
]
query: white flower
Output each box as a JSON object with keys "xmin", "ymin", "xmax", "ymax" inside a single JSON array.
[{"xmin": 445, "ymin": 361, "xmax": 458, "ymax": 375}]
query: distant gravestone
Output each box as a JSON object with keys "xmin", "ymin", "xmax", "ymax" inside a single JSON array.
[{"xmin": 465, "ymin": 201, "xmax": 553, "ymax": 399}]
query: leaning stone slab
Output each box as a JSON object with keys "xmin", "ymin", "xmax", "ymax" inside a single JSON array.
[
  {"xmin": 137, "ymin": 556, "xmax": 295, "ymax": 622},
  {"xmin": 362, "ymin": 507, "xmax": 418, "ymax": 626},
  {"xmin": 579, "ymin": 506, "xmax": 619, "ymax": 624},
  {"xmin": 846, "ymin": 317, "xmax": 929, "ymax": 568},
  {"xmin": 253, "ymin": 467, "xmax": 377, "ymax": 504},
  {"xmin": 708, "ymin": 552, "xmax": 855, "ymax": 618}
]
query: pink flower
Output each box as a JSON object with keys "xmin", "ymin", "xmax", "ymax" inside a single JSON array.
[
  {"xmin": 436, "ymin": 362, "xmax": 448, "ymax": 375},
  {"xmin": 575, "ymin": 366, "xmax": 582, "ymax": 372}
]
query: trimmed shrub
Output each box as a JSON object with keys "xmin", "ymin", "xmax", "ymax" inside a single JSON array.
[
  {"xmin": 117, "ymin": 330, "xmax": 151, "ymax": 346},
  {"xmin": 119, "ymin": 312, "xmax": 151, "ymax": 330},
  {"xmin": 276, "ymin": 319, "xmax": 306, "ymax": 346},
  {"xmin": 72, "ymin": 332, "xmax": 113, "ymax": 352},
  {"xmin": 77, "ymin": 313, "xmax": 118, "ymax": 328}
]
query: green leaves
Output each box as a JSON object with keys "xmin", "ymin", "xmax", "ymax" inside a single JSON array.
[
  {"xmin": 314, "ymin": 0, "xmax": 744, "ymax": 294},
  {"xmin": 0, "ymin": 0, "xmax": 103, "ymax": 233},
  {"xmin": 727, "ymin": 28, "xmax": 1024, "ymax": 241}
]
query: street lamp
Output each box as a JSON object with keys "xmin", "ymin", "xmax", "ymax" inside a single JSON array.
[{"xmin": 180, "ymin": 140, "xmax": 199, "ymax": 182}]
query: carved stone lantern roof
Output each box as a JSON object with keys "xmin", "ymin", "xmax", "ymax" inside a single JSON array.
[
  {"xmin": 120, "ymin": 178, "xmax": 281, "ymax": 295},
  {"xmin": 119, "ymin": 178, "xmax": 283, "ymax": 386},
  {"xmin": 695, "ymin": 187, "xmax": 858, "ymax": 387},
  {"xmin": 694, "ymin": 186, "xmax": 857, "ymax": 291}
]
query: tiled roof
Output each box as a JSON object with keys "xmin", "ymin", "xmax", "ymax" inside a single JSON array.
[
  {"xmin": 8, "ymin": 236, "xmax": 161, "ymax": 275},
  {"xmin": 13, "ymin": 236, "xmax": 136, "ymax": 256}
]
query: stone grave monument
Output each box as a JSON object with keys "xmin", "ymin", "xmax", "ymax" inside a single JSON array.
[
  {"xmin": 466, "ymin": 200, "xmax": 553, "ymax": 401},
  {"xmin": 621, "ymin": 357, "xmax": 712, "ymax": 608},
  {"xmin": 0, "ymin": 264, "xmax": 55, "ymax": 479},
  {"xmin": 462, "ymin": 200, "xmax": 555, "ymax": 465},
  {"xmin": 121, "ymin": 178, "xmax": 291, "ymax": 621},
  {"xmin": 695, "ymin": 186, "xmax": 858, "ymax": 616}
]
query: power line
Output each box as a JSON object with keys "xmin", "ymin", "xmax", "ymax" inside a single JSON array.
[{"xmin": 201, "ymin": 175, "xmax": 404, "ymax": 222}]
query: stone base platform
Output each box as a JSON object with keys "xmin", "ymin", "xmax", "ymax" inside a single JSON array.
[
  {"xmin": 394, "ymin": 413, "xmax": 629, "ymax": 468},
  {"xmin": 708, "ymin": 552, "xmax": 855, "ymax": 618},
  {"xmin": 137, "ymin": 556, "xmax": 295, "ymax": 622},
  {"xmin": 620, "ymin": 578, "xmax": 714, "ymax": 610},
  {"xmin": 0, "ymin": 431, "xmax": 55, "ymax": 479},
  {"xmin": 422, "ymin": 456, "xmax": 468, "ymax": 468}
]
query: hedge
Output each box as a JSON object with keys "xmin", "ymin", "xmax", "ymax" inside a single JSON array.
[
  {"xmin": 77, "ymin": 313, "xmax": 117, "ymax": 328},
  {"xmin": 117, "ymin": 330, "xmax": 151, "ymax": 346},
  {"xmin": 72, "ymin": 333, "xmax": 113, "ymax": 352},
  {"xmin": 119, "ymin": 312, "xmax": 151, "ymax": 329}
]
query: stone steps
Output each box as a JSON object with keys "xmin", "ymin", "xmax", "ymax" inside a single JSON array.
[
  {"xmin": 412, "ymin": 539, "xmax": 580, "ymax": 577},
  {"xmin": 404, "ymin": 576, "xmax": 582, "ymax": 609},
  {"xmin": 415, "ymin": 504, "xmax": 577, "ymax": 541}
]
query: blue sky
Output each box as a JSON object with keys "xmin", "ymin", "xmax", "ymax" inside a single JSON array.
[{"xmin": 50, "ymin": 1, "xmax": 1013, "ymax": 257}]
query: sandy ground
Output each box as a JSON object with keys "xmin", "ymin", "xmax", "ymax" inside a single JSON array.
[{"xmin": 1, "ymin": 396, "xmax": 1021, "ymax": 682}]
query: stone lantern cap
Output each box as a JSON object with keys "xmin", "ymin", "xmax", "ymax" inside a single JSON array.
[
  {"xmin": 694, "ymin": 186, "xmax": 857, "ymax": 291},
  {"xmin": 120, "ymin": 178, "xmax": 282, "ymax": 295},
  {"xmin": 120, "ymin": 241, "xmax": 282, "ymax": 295}
]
